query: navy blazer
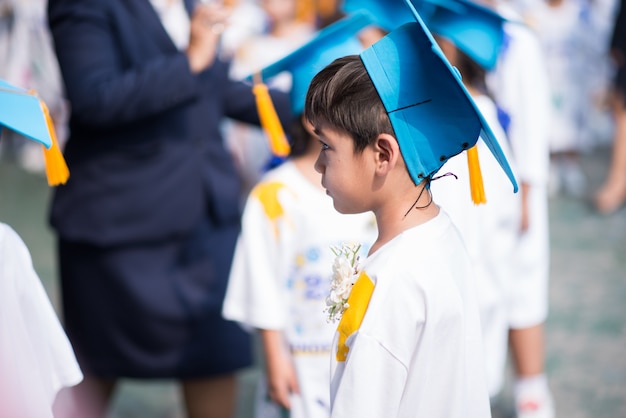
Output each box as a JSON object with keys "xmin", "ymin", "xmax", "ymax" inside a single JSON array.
[{"xmin": 48, "ymin": 0, "xmax": 291, "ymax": 246}]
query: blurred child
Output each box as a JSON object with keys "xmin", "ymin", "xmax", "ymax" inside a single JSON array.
[
  {"xmin": 303, "ymin": 2, "xmax": 518, "ymax": 415},
  {"xmin": 226, "ymin": 0, "xmax": 317, "ymax": 194},
  {"xmin": 0, "ymin": 78, "xmax": 82, "ymax": 417},
  {"xmin": 423, "ymin": 0, "xmax": 522, "ymax": 399},
  {"xmin": 222, "ymin": 13, "xmax": 376, "ymax": 418},
  {"xmin": 0, "ymin": 224, "xmax": 83, "ymax": 418},
  {"xmin": 481, "ymin": 0, "xmax": 555, "ymax": 416}
]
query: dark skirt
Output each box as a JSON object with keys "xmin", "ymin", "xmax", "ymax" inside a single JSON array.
[{"xmin": 58, "ymin": 217, "xmax": 252, "ymax": 379}]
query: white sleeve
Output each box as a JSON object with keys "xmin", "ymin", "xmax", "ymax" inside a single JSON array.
[
  {"xmin": 0, "ymin": 224, "xmax": 83, "ymax": 417},
  {"xmin": 222, "ymin": 187, "xmax": 293, "ymax": 331}
]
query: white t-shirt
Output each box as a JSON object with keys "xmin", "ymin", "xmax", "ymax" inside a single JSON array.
[
  {"xmin": 329, "ymin": 211, "xmax": 491, "ymax": 418},
  {"xmin": 0, "ymin": 223, "xmax": 83, "ymax": 418},
  {"xmin": 223, "ymin": 161, "xmax": 377, "ymax": 418}
]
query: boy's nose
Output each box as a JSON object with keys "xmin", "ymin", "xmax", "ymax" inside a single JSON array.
[{"xmin": 314, "ymin": 154, "xmax": 324, "ymax": 174}]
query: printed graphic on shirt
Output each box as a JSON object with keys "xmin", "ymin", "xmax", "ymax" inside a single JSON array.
[{"xmin": 287, "ymin": 244, "xmax": 335, "ymax": 353}]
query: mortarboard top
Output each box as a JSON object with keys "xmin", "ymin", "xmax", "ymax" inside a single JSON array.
[
  {"xmin": 0, "ymin": 79, "xmax": 52, "ymax": 148},
  {"xmin": 419, "ymin": 0, "xmax": 507, "ymax": 70},
  {"xmin": 254, "ymin": 11, "xmax": 373, "ymax": 115},
  {"xmin": 359, "ymin": 0, "xmax": 518, "ymax": 192},
  {"xmin": 341, "ymin": 0, "xmax": 413, "ymax": 32},
  {"xmin": 0, "ymin": 78, "xmax": 69, "ymax": 185}
]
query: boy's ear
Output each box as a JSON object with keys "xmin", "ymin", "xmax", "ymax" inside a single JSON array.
[{"xmin": 373, "ymin": 133, "xmax": 401, "ymax": 175}]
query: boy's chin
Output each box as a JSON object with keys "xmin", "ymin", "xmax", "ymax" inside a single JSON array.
[{"xmin": 332, "ymin": 201, "xmax": 363, "ymax": 215}]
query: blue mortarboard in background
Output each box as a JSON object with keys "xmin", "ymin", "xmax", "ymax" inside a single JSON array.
[
  {"xmin": 341, "ymin": 0, "xmax": 413, "ymax": 32},
  {"xmin": 254, "ymin": 11, "xmax": 373, "ymax": 115},
  {"xmin": 419, "ymin": 0, "xmax": 507, "ymax": 70},
  {"xmin": 359, "ymin": 0, "xmax": 518, "ymax": 192},
  {"xmin": 0, "ymin": 78, "xmax": 69, "ymax": 185},
  {"xmin": 0, "ymin": 79, "xmax": 52, "ymax": 148}
]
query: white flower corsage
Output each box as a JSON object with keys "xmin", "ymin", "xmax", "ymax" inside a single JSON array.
[{"xmin": 325, "ymin": 243, "xmax": 362, "ymax": 323}]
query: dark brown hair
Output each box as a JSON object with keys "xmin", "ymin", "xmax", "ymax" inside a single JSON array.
[{"xmin": 304, "ymin": 55, "xmax": 395, "ymax": 153}]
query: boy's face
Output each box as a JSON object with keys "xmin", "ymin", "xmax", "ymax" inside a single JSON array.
[{"xmin": 314, "ymin": 126, "xmax": 373, "ymax": 214}]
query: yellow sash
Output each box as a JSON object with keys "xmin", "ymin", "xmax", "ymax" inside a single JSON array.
[{"xmin": 336, "ymin": 271, "xmax": 374, "ymax": 362}]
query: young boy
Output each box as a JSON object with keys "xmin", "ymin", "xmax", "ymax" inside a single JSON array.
[
  {"xmin": 222, "ymin": 12, "xmax": 377, "ymax": 418},
  {"xmin": 303, "ymin": 2, "xmax": 518, "ymax": 416}
]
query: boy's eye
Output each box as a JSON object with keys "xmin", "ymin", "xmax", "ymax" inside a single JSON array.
[{"xmin": 319, "ymin": 141, "xmax": 329, "ymax": 151}]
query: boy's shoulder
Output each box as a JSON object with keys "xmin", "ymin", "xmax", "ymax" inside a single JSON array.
[
  {"xmin": 369, "ymin": 210, "xmax": 464, "ymax": 269},
  {"xmin": 363, "ymin": 211, "xmax": 475, "ymax": 323}
]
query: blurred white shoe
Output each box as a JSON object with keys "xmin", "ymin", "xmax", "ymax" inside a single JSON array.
[
  {"xmin": 515, "ymin": 375, "xmax": 555, "ymax": 418},
  {"xmin": 516, "ymin": 391, "xmax": 555, "ymax": 418}
]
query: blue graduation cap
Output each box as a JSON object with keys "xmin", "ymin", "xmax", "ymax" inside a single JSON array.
[
  {"xmin": 254, "ymin": 11, "xmax": 373, "ymax": 115},
  {"xmin": 360, "ymin": 0, "xmax": 518, "ymax": 192},
  {"xmin": 420, "ymin": 0, "xmax": 507, "ymax": 70},
  {"xmin": 0, "ymin": 78, "xmax": 69, "ymax": 185},
  {"xmin": 0, "ymin": 79, "xmax": 52, "ymax": 148},
  {"xmin": 341, "ymin": 0, "xmax": 413, "ymax": 32}
]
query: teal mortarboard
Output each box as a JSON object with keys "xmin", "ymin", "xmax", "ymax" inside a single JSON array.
[
  {"xmin": 255, "ymin": 11, "xmax": 373, "ymax": 116},
  {"xmin": 0, "ymin": 78, "xmax": 69, "ymax": 185},
  {"xmin": 0, "ymin": 79, "xmax": 52, "ymax": 148},
  {"xmin": 359, "ymin": 0, "xmax": 518, "ymax": 193},
  {"xmin": 341, "ymin": 0, "xmax": 413, "ymax": 32},
  {"xmin": 419, "ymin": 0, "xmax": 507, "ymax": 70}
]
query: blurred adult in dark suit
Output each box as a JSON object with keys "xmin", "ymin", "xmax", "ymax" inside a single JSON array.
[{"xmin": 47, "ymin": 0, "xmax": 290, "ymax": 416}]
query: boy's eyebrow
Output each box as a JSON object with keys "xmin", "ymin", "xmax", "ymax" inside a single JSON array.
[{"xmin": 313, "ymin": 127, "xmax": 324, "ymax": 137}]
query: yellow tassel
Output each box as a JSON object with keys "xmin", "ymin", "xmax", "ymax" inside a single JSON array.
[
  {"xmin": 467, "ymin": 145, "xmax": 486, "ymax": 205},
  {"xmin": 252, "ymin": 73, "xmax": 291, "ymax": 157},
  {"xmin": 39, "ymin": 99, "xmax": 70, "ymax": 186}
]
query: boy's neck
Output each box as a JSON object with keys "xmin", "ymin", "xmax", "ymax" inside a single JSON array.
[{"xmin": 369, "ymin": 185, "xmax": 440, "ymax": 255}]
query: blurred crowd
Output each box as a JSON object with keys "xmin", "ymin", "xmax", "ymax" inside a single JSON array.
[{"xmin": 0, "ymin": 0, "xmax": 621, "ymax": 203}]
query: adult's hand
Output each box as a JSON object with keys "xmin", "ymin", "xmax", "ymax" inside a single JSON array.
[{"xmin": 186, "ymin": 2, "xmax": 230, "ymax": 73}]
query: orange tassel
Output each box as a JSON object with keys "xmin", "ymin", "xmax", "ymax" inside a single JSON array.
[
  {"xmin": 252, "ymin": 73, "xmax": 291, "ymax": 157},
  {"xmin": 467, "ymin": 145, "xmax": 486, "ymax": 205},
  {"xmin": 39, "ymin": 99, "xmax": 70, "ymax": 186}
]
